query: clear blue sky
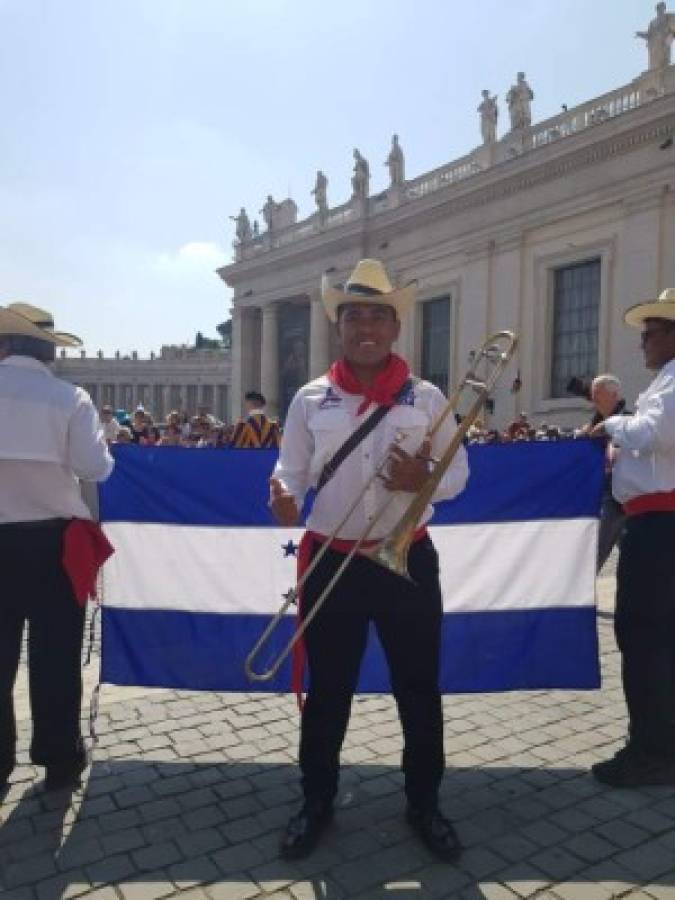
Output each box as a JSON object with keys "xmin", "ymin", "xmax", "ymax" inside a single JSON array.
[{"xmin": 0, "ymin": 0, "xmax": 653, "ymax": 356}]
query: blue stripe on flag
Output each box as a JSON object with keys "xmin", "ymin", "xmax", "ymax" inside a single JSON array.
[
  {"xmin": 99, "ymin": 441, "xmax": 605, "ymax": 526},
  {"xmin": 101, "ymin": 606, "xmax": 600, "ymax": 693},
  {"xmin": 433, "ymin": 440, "xmax": 604, "ymax": 524},
  {"xmin": 99, "ymin": 446, "xmax": 277, "ymax": 527}
]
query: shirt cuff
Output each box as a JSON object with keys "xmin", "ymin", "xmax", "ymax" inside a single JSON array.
[{"xmin": 603, "ymin": 415, "xmax": 623, "ymax": 442}]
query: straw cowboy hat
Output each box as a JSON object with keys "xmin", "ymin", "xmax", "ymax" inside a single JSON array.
[
  {"xmin": 624, "ymin": 288, "xmax": 675, "ymax": 328},
  {"xmin": 321, "ymin": 258, "xmax": 416, "ymax": 324},
  {"xmin": 0, "ymin": 302, "xmax": 81, "ymax": 347}
]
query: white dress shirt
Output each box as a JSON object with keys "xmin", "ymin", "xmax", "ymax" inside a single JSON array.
[
  {"xmin": 0, "ymin": 355, "xmax": 114, "ymax": 522},
  {"xmin": 273, "ymin": 375, "xmax": 469, "ymax": 540},
  {"xmin": 102, "ymin": 417, "xmax": 121, "ymax": 442},
  {"xmin": 604, "ymin": 358, "xmax": 675, "ymax": 503}
]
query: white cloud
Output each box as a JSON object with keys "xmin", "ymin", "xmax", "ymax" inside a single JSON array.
[{"xmin": 153, "ymin": 240, "xmax": 225, "ymax": 276}]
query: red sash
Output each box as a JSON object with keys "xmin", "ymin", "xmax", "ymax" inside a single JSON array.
[{"xmin": 623, "ymin": 490, "xmax": 675, "ymax": 517}]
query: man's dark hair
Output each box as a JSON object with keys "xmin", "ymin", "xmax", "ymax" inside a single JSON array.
[
  {"xmin": 0, "ymin": 334, "xmax": 56, "ymax": 363},
  {"xmin": 645, "ymin": 316, "xmax": 675, "ymax": 332},
  {"xmin": 566, "ymin": 375, "xmax": 591, "ymax": 401},
  {"xmin": 245, "ymin": 390, "xmax": 266, "ymax": 406}
]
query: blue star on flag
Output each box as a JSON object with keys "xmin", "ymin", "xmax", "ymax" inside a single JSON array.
[{"xmin": 281, "ymin": 539, "xmax": 299, "ymax": 557}]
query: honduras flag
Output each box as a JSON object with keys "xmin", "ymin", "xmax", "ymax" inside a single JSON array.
[{"xmin": 99, "ymin": 441, "xmax": 604, "ymax": 693}]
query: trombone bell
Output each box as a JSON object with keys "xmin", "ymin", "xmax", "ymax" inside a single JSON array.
[{"xmin": 362, "ymin": 535, "xmax": 414, "ymax": 581}]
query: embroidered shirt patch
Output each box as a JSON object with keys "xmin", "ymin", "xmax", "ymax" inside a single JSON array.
[{"xmin": 319, "ymin": 386, "xmax": 343, "ymax": 409}]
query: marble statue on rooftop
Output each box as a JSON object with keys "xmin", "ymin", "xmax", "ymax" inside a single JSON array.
[
  {"xmin": 260, "ymin": 195, "xmax": 277, "ymax": 232},
  {"xmin": 351, "ymin": 149, "xmax": 370, "ymax": 200},
  {"xmin": 478, "ymin": 90, "xmax": 498, "ymax": 144},
  {"xmin": 229, "ymin": 207, "xmax": 252, "ymax": 243},
  {"xmin": 385, "ymin": 134, "xmax": 405, "ymax": 186},
  {"xmin": 312, "ymin": 170, "xmax": 329, "ymax": 219},
  {"xmin": 636, "ymin": 3, "xmax": 675, "ymax": 71},
  {"xmin": 252, "ymin": 219, "xmax": 260, "ymax": 238},
  {"xmin": 506, "ymin": 72, "xmax": 534, "ymax": 131}
]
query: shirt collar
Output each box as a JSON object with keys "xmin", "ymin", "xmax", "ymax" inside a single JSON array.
[{"xmin": 0, "ymin": 355, "xmax": 53, "ymax": 376}]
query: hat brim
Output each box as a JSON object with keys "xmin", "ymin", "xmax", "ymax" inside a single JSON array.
[
  {"xmin": 624, "ymin": 301, "xmax": 675, "ymax": 328},
  {"xmin": 0, "ymin": 309, "xmax": 82, "ymax": 346},
  {"xmin": 321, "ymin": 277, "xmax": 416, "ymax": 324},
  {"xmin": 49, "ymin": 331, "xmax": 82, "ymax": 347}
]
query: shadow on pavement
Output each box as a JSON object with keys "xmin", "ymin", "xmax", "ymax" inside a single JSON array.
[{"xmin": 1, "ymin": 759, "xmax": 674, "ymax": 897}]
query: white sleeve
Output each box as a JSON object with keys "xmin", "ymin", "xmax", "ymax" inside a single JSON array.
[
  {"xmin": 427, "ymin": 388, "xmax": 470, "ymax": 503},
  {"xmin": 605, "ymin": 379, "xmax": 675, "ymax": 454},
  {"xmin": 67, "ymin": 392, "xmax": 115, "ymax": 482},
  {"xmin": 271, "ymin": 390, "xmax": 313, "ymax": 507}
]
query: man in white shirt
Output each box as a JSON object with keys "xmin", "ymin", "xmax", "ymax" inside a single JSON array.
[
  {"xmin": 591, "ymin": 289, "xmax": 675, "ymax": 787},
  {"xmin": 269, "ymin": 260, "xmax": 469, "ymax": 861},
  {"xmin": 0, "ymin": 303, "xmax": 114, "ymax": 793},
  {"xmin": 586, "ymin": 374, "xmax": 628, "ymax": 572},
  {"xmin": 100, "ymin": 405, "xmax": 121, "ymax": 443}
]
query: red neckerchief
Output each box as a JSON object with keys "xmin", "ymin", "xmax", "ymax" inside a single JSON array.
[{"xmin": 328, "ymin": 353, "xmax": 410, "ymax": 415}]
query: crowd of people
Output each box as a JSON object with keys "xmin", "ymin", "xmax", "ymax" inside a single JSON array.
[
  {"xmin": 100, "ymin": 400, "xmax": 596, "ymax": 450},
  {"xmin": 100, "ymin": 390, "xmax": 281, "ymax": 449},
  {"xmin": 466, "ymin": 412, "xmax": 578, "ymax": 444}
]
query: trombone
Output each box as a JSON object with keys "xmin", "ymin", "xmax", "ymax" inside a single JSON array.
[{"xmin": 244, "ymin": 330, "xmax": 518, "ymax": 683}]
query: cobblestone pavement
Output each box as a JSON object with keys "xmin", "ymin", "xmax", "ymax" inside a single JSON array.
[{"xmin": 3, "ymin": 568, "xmax": 675, "ymax": 900}]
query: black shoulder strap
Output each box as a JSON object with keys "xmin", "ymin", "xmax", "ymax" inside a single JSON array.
[{"xmin": 315, "ymin": 378, "xmax": 413, "ymax": 495}]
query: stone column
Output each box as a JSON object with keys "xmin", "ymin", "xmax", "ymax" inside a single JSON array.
[
  {"xmin": 309, "ymin": 294, "xmax": 331, "ymax": 378},
  {"xmin": 260, "ymin": 303, "xmax": 280, "ymax": 417},
  {"xmin": 490, "ymin": 237, "xmax": 522, "ymax": 427},
  {"xmin": 395, "ymin": 306, "xmax": 416, "ymax": 369},
  {"xmin": 230, "ymin": 305, "xmax": 243, "ymax": 420}
]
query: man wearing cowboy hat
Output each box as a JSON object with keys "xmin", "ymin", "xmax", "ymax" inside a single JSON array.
[
  {"xmin": 0, "ymin": 302, "xmax": 113, "ymax": 792},
  {"xmin": 590, "ymin": 289, "xmax": 675, "ymax": 787},
  {"xmin": 269, "ymin": 259, "xmax": 469, "ymax": 861}
]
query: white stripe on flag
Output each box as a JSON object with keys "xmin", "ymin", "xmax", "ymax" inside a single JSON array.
[{"xmin": 102, "ymin": 518, "xmax": 597, "ymax": 615}]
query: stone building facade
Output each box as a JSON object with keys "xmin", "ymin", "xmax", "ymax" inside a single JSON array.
[
  {"xmin": 53, "ymin": 345, "xmax": 232, "ymax": 422},
  {"xmin": 219, "ymin": 8, "xmax": 675, "ymax": 429}
]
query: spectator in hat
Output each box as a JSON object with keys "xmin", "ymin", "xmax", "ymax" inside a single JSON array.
[{"xmin": 590, "ymin": 289, "xmax": 675, "ymax": 787}]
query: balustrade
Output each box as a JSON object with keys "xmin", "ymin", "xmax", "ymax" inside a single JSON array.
[{"xmin": 234, "ymin": 66, "xmax": 672, "ymax": 259}]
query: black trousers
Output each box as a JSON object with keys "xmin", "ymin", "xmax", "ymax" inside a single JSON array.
[
  {"xmin": 299, "ymin": 534, "xmax": 444, "ymax": 810},
  {"xmin": 0, "ymin": 520, "xmax": 86, "ymax": 774},
  {"xmin": 615, "ymin": 511, "xmax": 675, "ymax": 759}
]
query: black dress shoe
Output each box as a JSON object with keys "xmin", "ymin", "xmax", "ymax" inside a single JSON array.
[
  {"xmin": 406, "ymin": 805, "xmax": 462, "ymax": 863},
  {"xmin": 44, "ymin": 756, "xmax": 88, "ymax": 792},
  {"xmin": 592, "ymin": 746, "xmax": 675, "ymax": 788},
  {"xmin": 280, "ymin": 800, "xmax": 333, "ymax": 861}
]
